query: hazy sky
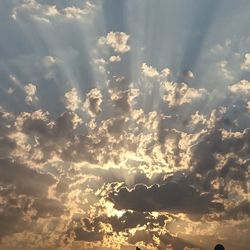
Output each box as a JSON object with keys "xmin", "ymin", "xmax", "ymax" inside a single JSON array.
[{"xmin": 0, "ymin": 1, "xmax": 250, "ymax": 250}]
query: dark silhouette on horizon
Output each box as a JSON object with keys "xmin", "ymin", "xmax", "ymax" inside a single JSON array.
[
  {"xmin": 214, "ymin": 244, "xmax": 225, "ymax": 250},
  {"xmin": 135, "ymin": 244, "xmax": 225, "ymax": 250}
]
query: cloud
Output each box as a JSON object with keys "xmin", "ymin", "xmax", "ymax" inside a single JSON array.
[
  {"xmin": 229, "ymin": 80, "xmax": 250, "ymax": 95},
  {"xmin": 0, "ymin": 159, "xmax": 56, "ymax": 197},
  {"xmin": 63, "ymin": 2, "xmax": 95, "ymax": 20},
  {"xmin": 0, "ymin": 3, "xmax": 250, "ymax": 248},
  {"xmin": 241, "ymin": 53, "xmax": 250, "ymax": 71},
  {"xmin": 109, "ymin": 91, "xmax": 131, "ymax": 114},
  {"xmin": 7, "ymin": 87, "xmax": 14, "ymax": 95},
  {"xmin": 162, "ymin": 81, "xmax": 207, "ymax": 107},
  {"xmin": 110, "ymin": 182, "xmax": 223, "ymax": 214},
  {"xmin": 0, "ymin": 204, "xmax": 27, "ymax": 238},
  {"xmin": 74, "ymin": 228, "xmax": 103, "ymax": 242},
  {"xmin": 32, "ymin": 198, "xmax": 65, "ymax": 218},
  {"xmin": 160, "ymin": 68, "xmax": 171, "ymax": 78},
  {"xmin": 180, "ymin": 70, "xmax": 195, "ymax": 79},
  {"xmin": 0, "ymin": 87, "xmax": 249, "ymax": 249},
  {"xmin": 24, "ymin": 83, "xmax": 37, "ymax": 96},
  {"xmin": 127, "ymin": 229, "xmax": 198, "ymax": 250},
  {"xmin": 42, "ymin": 55, "xmax": 56, "ymax": 67},
  {"xmin": 64, "ymin": 88, "xmax": 81, "ymax": 111},
  {"xmin": 98, "ymin": 32, "xmax": 130, "ymax": 53},
  {"xmin": 217, "ymin": 60, "xmax": 233, "ymax": 81},
  {"xmin": 12, "ymin": 0, "xmax": 60, "ymax": 23},
  {"xmin": 12, "ymin": 0, "xmax": 95, "ymax": 23},
  {"xmin": 141, "ymin": 63, "xmax": 159, "ymax": 78},
  {"xmin": 141, "ymin": 64, "xmax": 171, "ymax": 79},
  {"xmin": 83, "ymin": 88, "xmax": 103, "ymax": 117},
  {"xmin": 247, "ymin": 101, "xmax": 250, "ymax": 112},
  {"xmin": 109, "ymin": 55, "xmax": 121, "ymax": 62},
  {"xmin": 24, "ymin": 83, "xmax": 38, "ymax": 105}
]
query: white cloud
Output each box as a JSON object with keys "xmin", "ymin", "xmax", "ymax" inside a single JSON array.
[
  {"xmin": 71, "ymin": 112, "xmax": 83, "ymax": 129},
  {"xmin": 98, "ymin": 32, "xmax": 130, "ymax": 53},
  {"xmin": 24, "ymin": 83, "xmax": 38, "ymax": 105},
  {"xmin": 141, "ymin": 63, "xmax": 159, "ymax": 78},
  {"xmin": 42, "ymin": 56, "xmax": 56, "ymax": 67},
  {"xmin": 160, "ymin": 68, "xmax": 171, "ymax": 78},
  {"xmin": 93, "ymin": 58, "xmax": 107, "ymax": 73},
  {"xmin": 63, "ymin": 2, "xmax": 95, "ymax": 20},
  {"xmin": 12, "ymin": 0, "xmax": 95, "ymax": 23},
  {"xmin": 141, "ymin": 64, "xmax": 171, "ymax": 79},
  {"xmin": 162, "ymin": 81, "xmax": 206, "ymax": 107},
  {"xmin": 229, "ymin": 80, "xmax": 250, "ymax": 95},
  {"xmin": 241, "ymin": 53, "xmax": 250, "ymax": 71},
  {"xmin": 109, "ymin": 55, "xmax": 121, "ymax": 62},
  {"xmin": 64, "ymin": 88, "xmax": 81, "ymax": 111},
  {"xmin": 94, "ymin": 58, "xmax": 107, "ymax": 66},
  {"xmin": 12, "ymin": 0, "xmax": 59, "ymax": 22},
  {"xmin": 218, "ymin": 60, "xmax": 233, "ymax": 81},
  {"xmin": 24, "ymin": 83, "xmax": 36, "ymax": 96}
]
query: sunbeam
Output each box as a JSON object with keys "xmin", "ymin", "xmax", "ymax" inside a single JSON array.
[{"xmin": 0, "ymin": 1, "xmax": 250, "ymax": 250}]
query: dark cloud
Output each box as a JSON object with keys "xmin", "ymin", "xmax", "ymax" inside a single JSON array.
[
  {"xmin": 128, "ymin": 230, "xmax": 199, "ymax": 250},
  {"xmin": 105, "ymin": 211, "xmax": 167, "ymax": 233},
  {"xmin": 32, "ymin": 198, "xmax": 65, "ymax": 218},
  {"xmin": 0, "ymin": 206, "xmax": 25, "ymax": 237},
  {"xmin": 0, "ymin": 159, "xmax": 56, "ymax": 197},
  {"xmin": 0, "ymin": 136, "xmax": 16, "ymax": 158},
  {"xmin": 0, "ymin": 1, "xmax": 250, "ymax": 249},
  {"xmin": 0, "ymin": 189, "xmax": 31, "ymax": 238},
  {"xmin": 74, "ymin": 228, "xmax": 103, "ymax": 242},
  {"xmin": 110, "ymin": 182, "xmax": 223, "ymax": 214},
  {"xmin": 222, "ymin": 200, "xmax": 250, "ymax": 220}
]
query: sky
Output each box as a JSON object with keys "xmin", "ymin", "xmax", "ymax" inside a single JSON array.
[{"xmin": 0, "ymin": 0, "xmax": 250, "ymax": 250}]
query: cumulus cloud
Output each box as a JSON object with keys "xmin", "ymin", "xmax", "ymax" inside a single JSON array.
[
  {"xmin": 63, "ymin": 2, "xmax": 95, "ymax": 20},
  {"xmin": 109, "ymin": 55, "xmax": 121, "ymax": 62},
  {"xmin": 83, "ymin": 88, "xmax": 103, "ymax": 117},
  {"xmin": 12, "ymin": 0, "xmax": 95, "ymax": 23},
  {"xmin": 24, "ymin": 83, "xmax": 37, "ymax": 96},
  {"xmin": 64, "ymin": 88, "xmax": 81, "ymax": 111},
  {"xmin": 0, "ymin": 76, "xmax": 250, "ymax": 249},
  {"xmin": 94, "ymin": 58, "xmax": 107, "ymax": 73},
  {"xmin": 162, "ymin": 81, "xmax": 207, "ymax": 107},
  {"xmin": 241, "ymin": 53, "xmax": 250, "ymax": 71},
  {"xmin": 229, "ymin": 80, "xmax": 250, "ymax": 95},
  {"xmin": 24, "ymin": 83, "xmax": 38, "ymax": 105},
  {"xmin": 141, "ymin": 63, "xmax": 171, "ymax": 79},
  {"xmin": 98, "ymin": 32, "xmax": 130, "ymax": 53},
  {"xmin": 1, "ymin": 73, "xmax": 250, "ymax": 249},
  {"xmin": 1, "ymin": 2, "xmax": 250, "ymax": 248},
  {"xmin": 12, "ymin": 0, "xmax": 60, "ymax": 22},
  {"xmin": 160, "ymin": 68, "xmax": 171, "ymax": 78},
  {"xmin": 141, "ymin": 63, "xmax": 159, "ymax": 78}
]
